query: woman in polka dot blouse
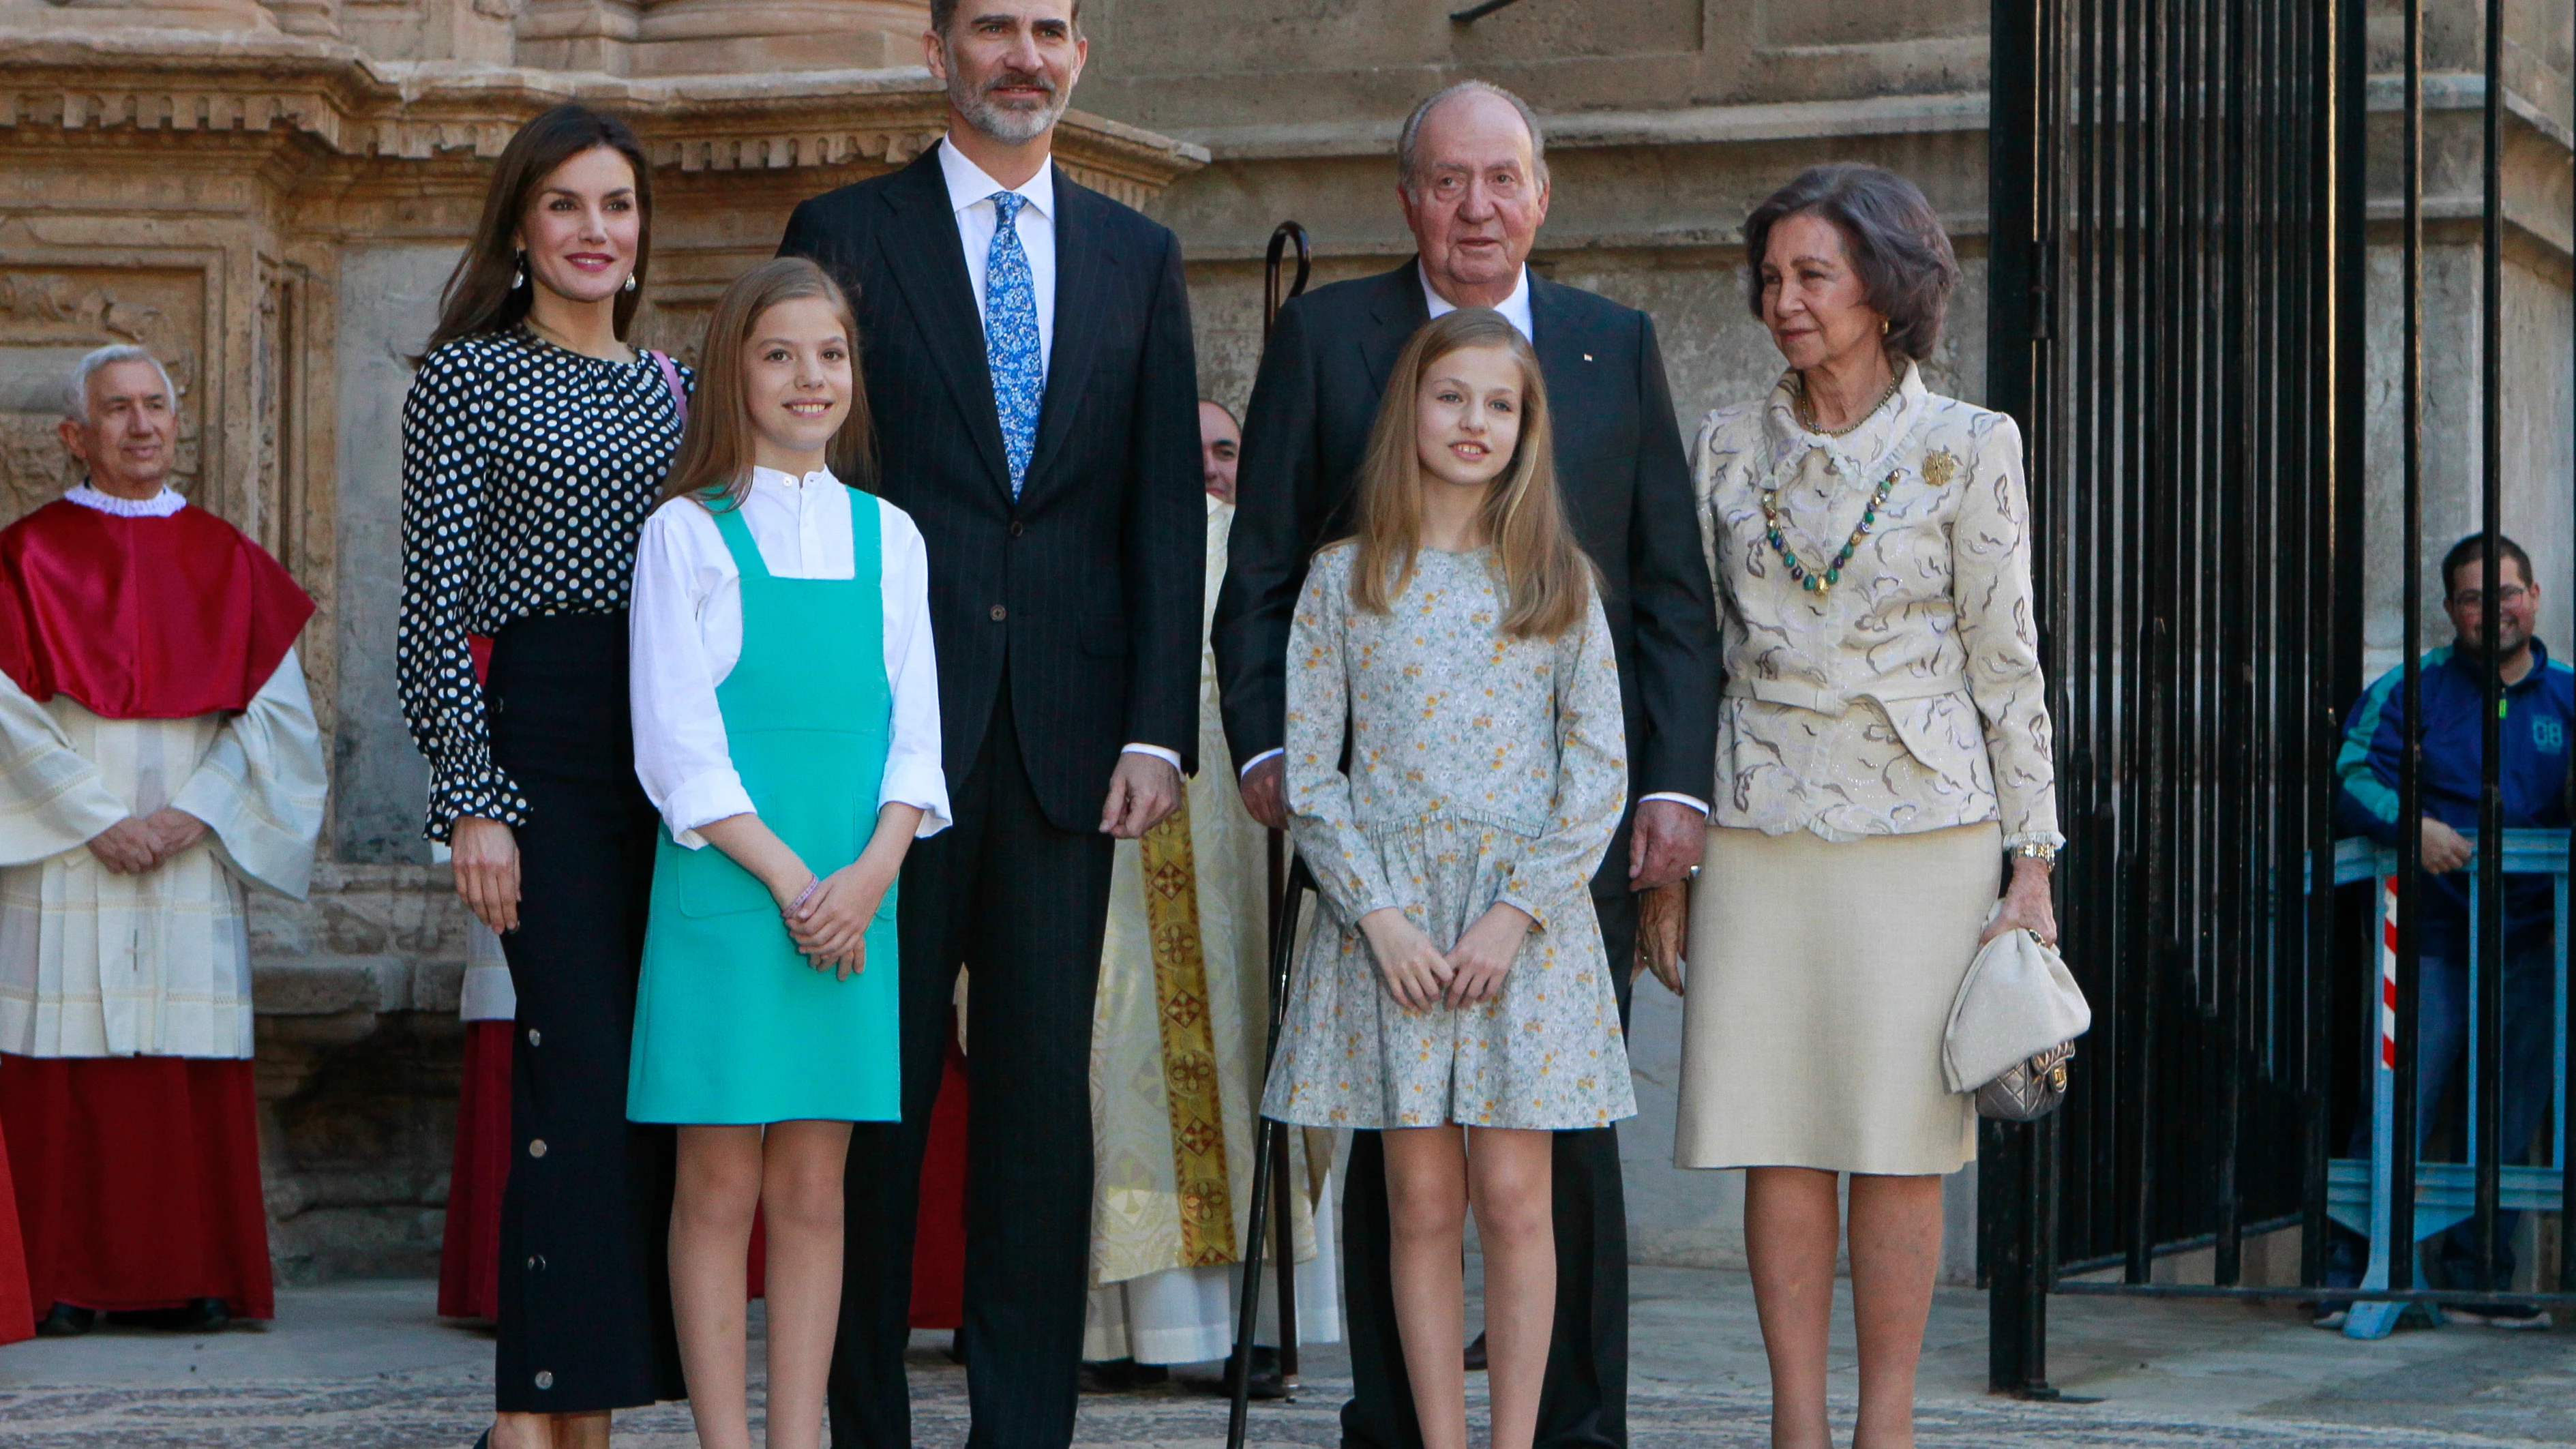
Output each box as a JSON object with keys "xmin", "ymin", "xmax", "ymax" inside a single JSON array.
[{"xmin": 396, "ymin": 104, "xmax": 690, "ymax": 1449}]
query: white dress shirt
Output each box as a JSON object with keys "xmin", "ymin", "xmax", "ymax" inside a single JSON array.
[
  {"xmin": 1420, "ymin": 260, "xmax": 1536, "ymax": 341},
  {"xmin": 940, "ymin": 135, "xmax": 1057, "ymax": 389},
  {"xmin": 629, "ymin": 467, "xmax": 951, "ymax": 848},
  {"xmin": 937, "ymin": 134, "xmax": 1181, "ymax": 775}
]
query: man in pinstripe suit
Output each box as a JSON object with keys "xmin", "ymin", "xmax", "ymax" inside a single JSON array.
[{"xmin": 777, "ymin": 2, "xmax": 1205, "ymax": 1444}]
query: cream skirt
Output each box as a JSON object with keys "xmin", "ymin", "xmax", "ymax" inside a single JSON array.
[{"xmin": 1673, "ymin": 822, "xmax": 2000, "ymax": 1175}]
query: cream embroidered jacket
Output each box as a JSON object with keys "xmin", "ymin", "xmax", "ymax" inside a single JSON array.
[{"xmin": 1690, "ymin": 363, "xmax": 2063, "ymax": 850}]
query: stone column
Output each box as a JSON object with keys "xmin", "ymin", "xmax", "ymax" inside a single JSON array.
[
  {"xmin": 633, "ymin": 0, "xmax": 927, "ymax": 76},
  {"xmin": 265, "ymin": 0, "xmax": 341, "ymax": 38},
  {"xmin": 2, "ymin": 0, "xmax": 280, "ymax": 29},
  {"xmin": 515, "ymin": 0, "xmax": 642, "ymax": 74}
]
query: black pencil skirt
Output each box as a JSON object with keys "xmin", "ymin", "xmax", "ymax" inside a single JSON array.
[{"xmin": 483, "ymin": 614, "xmax": 685, "ymax": 1414}]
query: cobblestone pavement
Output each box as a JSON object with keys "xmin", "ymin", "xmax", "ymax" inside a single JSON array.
[
  {"xmin": 0, "ymin": 1271, "xmax": 2568, "ymax": 1447},
  {"xmin": 1, "ymin": 1367, "xmax": 2558, "ymax": 1449}
]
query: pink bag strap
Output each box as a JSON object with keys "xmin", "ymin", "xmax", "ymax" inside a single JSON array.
[{"xmin": 648, "ymin": 349, "xmax": 688, "ymax": 423}]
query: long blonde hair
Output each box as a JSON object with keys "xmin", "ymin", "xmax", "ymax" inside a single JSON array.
[
  {"xmin": 1347, "ymin": 308, "xmax": 1595, "ymax": 638},
  {"xmin": 661, "ymin": 256, "xmax": 875, "ymax": 508}
]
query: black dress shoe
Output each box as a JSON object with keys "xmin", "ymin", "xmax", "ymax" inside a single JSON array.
[
  {"xmin": 1464, "ymin": 1330, "xmax": 1488, "ymax": 1371},
  {"xmin": 1217, "ymin": 1345, "xmax": 1286, "ymax": 1401},
  {"xmin": 1079, "ymin": 1358, "xmax": 1171, "ymax": 1393},
  {"xmin": 178, "ymin": 1298, "xmax": 231, "ymax": 1332},
  {"xmin": 35, "ymin": 1303, "xmax": 94, "ymax": 1338}
]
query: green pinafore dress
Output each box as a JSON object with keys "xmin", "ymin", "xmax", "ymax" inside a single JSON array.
[{"xmin": 627, "ymin": 498, "xmax": 901, "ymax": 1124}]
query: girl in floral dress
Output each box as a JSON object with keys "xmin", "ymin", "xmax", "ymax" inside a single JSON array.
[{"xmin": 1260, "ymin": 308, "xmax": 1632, "ymax": 1449}]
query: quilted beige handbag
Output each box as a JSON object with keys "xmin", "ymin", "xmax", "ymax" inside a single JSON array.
[{"xmin": 1943, "ymin": 928, "xmax": 2091, "ymax": 1122}]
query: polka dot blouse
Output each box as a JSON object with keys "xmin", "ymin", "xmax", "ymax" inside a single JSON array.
[{"xmin": 397, "ymin": 328, "xmax": 691, "ymax": 841}]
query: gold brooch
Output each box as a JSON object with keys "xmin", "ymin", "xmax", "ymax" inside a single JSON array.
[{"xmin": 1921, "ymin": 449, "xmax": 1960, "ymax": 489}]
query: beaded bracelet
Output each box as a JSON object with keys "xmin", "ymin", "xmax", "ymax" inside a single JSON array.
[{"xmin": 782, "ymin": 876, "xmax": 823, "ymax": 918}]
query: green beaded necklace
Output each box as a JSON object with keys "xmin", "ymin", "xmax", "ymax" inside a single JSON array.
[
  {"xmin": 1760, "ymin": 467, "xmax": 1896, "ymax": 595},
  {"xmin": 1762, "ymin": 371, "xmax": 1907, "ymax": 595}
]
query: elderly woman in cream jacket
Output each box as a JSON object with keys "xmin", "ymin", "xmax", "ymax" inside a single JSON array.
[{"xmin": 1655, "ymin": 164, "xmax": 2061, "ymax": 1449}]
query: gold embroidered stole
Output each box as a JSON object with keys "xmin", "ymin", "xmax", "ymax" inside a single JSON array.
[{"xmin": 1139, "ymin": 794, "xmax": 1238, "ymax": 1266}]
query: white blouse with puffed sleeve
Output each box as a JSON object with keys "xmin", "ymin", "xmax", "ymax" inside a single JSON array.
[{"xmin": 628, "ymin": 466, "xmax": 950, "ymax": 848}]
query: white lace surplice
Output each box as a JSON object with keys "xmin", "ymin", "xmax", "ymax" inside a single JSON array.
[
  {"xmin": 1690, "ymin": 363, "xmax": 2063, "ymax": 850},
  {"xmin": 0, "ymin": 648, "xmax": 326, "ymax": 1059},
  {"xmin": 1090, "ymin": 500, "xmax": 1313, "ymax": 1280},
  {"xmin": 1083, "ymin": 498, "xmax": 1341, "ymax": 1362}
]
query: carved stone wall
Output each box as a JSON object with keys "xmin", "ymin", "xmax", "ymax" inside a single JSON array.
[{"xmin": 0, "ymin": 268, "xmax": 206, "ymax": 517}]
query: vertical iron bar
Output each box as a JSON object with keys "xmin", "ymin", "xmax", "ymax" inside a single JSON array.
[
  {"xmin": 2307, "ymin": 0, "xmax": 2364, "ymax": 1291},
  {"xmin": 1985, "ymin": 0, "xmax": 2046, "ymax": 1392},
  {"xmin": 2471, "ymin": 0, "xmax": 2506, "ymax": 1293},
  {"xmin": 2258, "ymin": 0, "xmax": 2280, "ymax": 1210},
  {"xmin": 2328, "ymin": 0, "xmax": 2367, "ymax": 711},
  {"xmin": 2127, "ymin": 0, "xmax": 2170, "ymax": 1289},
  {"xmin": 2213, "ymin": 0, "xmax": 2247, "ymax": 1287},
  {"xmin": 2071, "ymin": 0, "xmax": 2106, "ymax": 1266},
  {"xmin": 2389, "ymin": 0, "xmax": 2425, "ymax": 1294},
  {"xmin": 2308, "ymin": 0, "xmax": 2349, "ymax": 1284},
  {"xmin": 2120, "ymin": 0, "xmax": 2148, "ymax": 1278},
  {"xmin": 2564, "ymin": 24, "xmax": 2576, "ymax": 1298}
]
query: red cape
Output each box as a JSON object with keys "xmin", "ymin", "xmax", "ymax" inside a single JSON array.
[{"xmin": 0, "ymin": 498, "xmax": 314, "ymax": 721}]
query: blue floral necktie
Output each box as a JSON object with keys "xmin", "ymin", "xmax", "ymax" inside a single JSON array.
[{"xmin": 983, "ymin": 192, "xmax": 1043, "ymax": 499}]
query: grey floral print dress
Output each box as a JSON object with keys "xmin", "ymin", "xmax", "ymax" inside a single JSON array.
[{"xmin": 1259, "ymin": 542, "xmax": 1636, "ymax": 1131}]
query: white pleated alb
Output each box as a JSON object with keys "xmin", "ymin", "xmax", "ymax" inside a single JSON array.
[{"xmin": 0, "ymin": 648, "xmax": 325, "ymax": 1060}]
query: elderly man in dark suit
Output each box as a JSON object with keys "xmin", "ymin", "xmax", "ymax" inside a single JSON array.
[
  {"xmin": 1212, "ymin": 80, "xmax": 1720, "ymax": 1449},
  {"xmin": 776, "ymin": 3, "xmax": 1202, "ymax": 1446}
]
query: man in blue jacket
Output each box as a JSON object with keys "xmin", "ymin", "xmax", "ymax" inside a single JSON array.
[{"xmin": 2326, "ymin": 532, "xmax": 2572, "ymax": 1328}]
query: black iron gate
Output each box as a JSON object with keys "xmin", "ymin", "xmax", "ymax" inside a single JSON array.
[{"xmin": 1985, "ymin": 0, "xmax": 2576, "ymax": 1393}]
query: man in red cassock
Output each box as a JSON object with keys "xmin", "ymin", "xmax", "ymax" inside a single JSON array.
[{"xmin": 0, "ymin": 344, "xmax": 325, "ymax": 1336}]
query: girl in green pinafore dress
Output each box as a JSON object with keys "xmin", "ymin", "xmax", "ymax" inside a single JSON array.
[{"xmin": 625, "ymin": 259, "xmax": 949, "ymax": 1449}]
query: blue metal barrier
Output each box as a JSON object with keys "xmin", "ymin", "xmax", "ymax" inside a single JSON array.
[{"xmin": 2328, "ymin": 830, "xmax": 2568, "ymax": 1338}]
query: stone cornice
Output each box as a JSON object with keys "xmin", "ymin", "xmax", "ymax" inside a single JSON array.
[
  {"xmin": 0, "ymin": 27, "xmax": 1206, "ymax": 195},
  {"xmin": 1184, "ymin": 91, "xmax": 1995, "ymax": 162},
  {"xmin": 1175, "ymin": 74, "xmax": 2569, "ymax": 166}
]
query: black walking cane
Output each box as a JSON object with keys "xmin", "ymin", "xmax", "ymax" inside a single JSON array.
[
  {"xmin": 1226, "ymin": 855, "xmax": 1315, "ymax": 1449},
  {"xmin": 1227, "ymin": 219, "xmax": 1313, "ymax": 1449},
  {"xmin": 1257, "ymin": 220, "xmax": 1311, "ymax": 1022},
  {"xmin": 1257, "ymin": 222, "xmax": 1312, "ymax": 951}
]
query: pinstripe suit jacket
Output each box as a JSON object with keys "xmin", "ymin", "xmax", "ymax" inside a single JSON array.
[{"xmin": 779, "ymin": 143, "xmax": 1203, "ymax": 832}]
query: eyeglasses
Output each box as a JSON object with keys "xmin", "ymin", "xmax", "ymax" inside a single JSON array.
[{"xmin": 2448, "ymin": 584, "xmax": 2529, "ymax": 609}]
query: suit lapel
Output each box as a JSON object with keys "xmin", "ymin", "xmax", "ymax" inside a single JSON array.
[
  {"xmin": 876, "ymin": 145, "xmax": 1013, "ymax": 499},
  {"xmin": 1527, "ymin": 275, "xmax": 1600, "ymax": 456},
  {"xmin": 1022, "ymin": 167, "xmax": 1109, "ymax": 505},
  {"xmin": 1360, "ymin": 260, "xmax": 1429, "ymax": 395}
]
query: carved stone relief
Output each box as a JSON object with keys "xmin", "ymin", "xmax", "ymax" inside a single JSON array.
[
  {"xmin": 0, "ymin": 268, "xmax": 205, "ymax": 526},
  {"xmin": 257, "ymin": 253, "xmax": 338, "ymax": 747}
]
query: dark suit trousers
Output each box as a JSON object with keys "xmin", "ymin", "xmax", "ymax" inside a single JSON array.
[
  {"xmin": 828, "ymin": 676, "xmax": 1116, "ymax": 1449},
  {"xmin": 1338, "ymin": 890, "xmax": 1638, "ymax": 1449}
]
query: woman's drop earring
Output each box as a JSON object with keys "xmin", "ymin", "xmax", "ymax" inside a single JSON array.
[
  {"xmin": 624, "ymin": 273, "xmax": 638, "ymax": 293},
  {"xmin": 511, "ymin": 252, "xmax": 526, "ymax": 290}
]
